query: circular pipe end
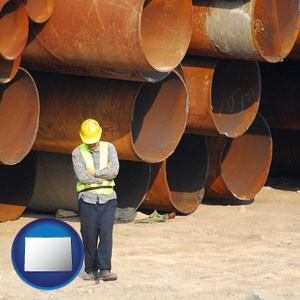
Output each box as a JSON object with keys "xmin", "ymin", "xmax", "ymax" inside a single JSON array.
[
  {"xmin": 0, "ymin": 1, "xmax": 29, "ymax": 60},
  {"xmin": 212, "ymin": 60, "xmax": 261, "ymax": 138},
  {"xmin": 221, "ymin": 113, "xmax": 272, "ymax": 200},
  {"xmin": 132, "ymin": 71, "xmax": 188, "ymax": 163},
  {"xmin": 253, "ymin": 0, "xmax": 300, "ymax": 62},
  {"xmin": 166, "ymin": 134, "xmax": 209, "ymax": 214},
  {"xmin": 0, "ymin": 152, "xmax": 36, "ymax": 222},
  {"xmin": 0, "ymin": 67, "xmax": 40, "ymax": 165},
  {"xmin": 141, "ymin": 0, "xmax": 192, "ymax": 72},
  {"xmin": 23, "ymin": 0, "xmax": 57, "ymax": 23}
]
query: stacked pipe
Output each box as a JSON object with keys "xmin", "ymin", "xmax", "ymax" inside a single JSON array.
[
  {"xmin": 0, "ymin": 0, "xmax": 56, "ymax": 220},
  {"xmin": 1, "ymin": 0, "xmax": 300, "ymax": 222}
]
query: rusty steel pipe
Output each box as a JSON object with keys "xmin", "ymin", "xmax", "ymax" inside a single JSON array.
[
  {"xmin": 0, "ymin": 152, "xmax": 36, "ymax": 222},
  {"xmin": 31, "ymin": 71, "xmax": 188, "ymax": 163},
  {"xmin": 0, "ymin": 55, "xmax": 20, "ymax": 84},
  {"xmin": 22, "ymin": 0, "xmax": 192, "ymax": 80},
  {"xmin": 259, "ymin": 61, "xmax": 300, "ymax": 131},
  {"xmin": 0, "ymin": 0, "xmax": 29, "ymax": 60},
  {"xmin": 269, "ymin": 129, "xmax": 300, "ymax": 178},
  {"xmin": 27, "ymin": 151, "xmax": 151, "ymax": 213},
  {"xmin": 189, "ymin": 0, "xmax": 300, "ymax": 63},
  {"xmin": 22, "ymin": 31, "xmax": 170, "ymax": 83},
  {"xmin": 21, "ymin": 0, "xmax": 56, "ymax": 23},
  {"xmin": 0, "ymin": 68, "xmax": 39, "ymax": 165},
  {"xmin": 183, "ymin": 56, "xmax": 261, "ymax": 138},
  {"xmin": 205, "ymin": 113, "xmax": 272, "ymax": 201},
  {"xmin": 140, "ymin": 134, "xmax": 209, "ymax": 215}
]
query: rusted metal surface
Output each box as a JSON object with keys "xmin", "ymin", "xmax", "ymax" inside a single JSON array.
[
  {"xmin": 22, "ymin": 0, "xmax": 56, "ymax": 23},
  {"xmin": 259, "ymin": 61, "xmax": 300, "ymax": 131},
  {"xmin": 28, "ymin": 151, "xmax": 150, "ymax": 213},
  {"xmin": 0, "ymin": 152, "xmax": 36, "ymax": 222},
  {"xmin": 141, "ymin": 134, "xmax": 209, "ymax": 215},
  {"xmin": 22, "ymin": 0, "xmax": 192, "ymax": 81},
  {"xmin": 0, "ymin": 67, "xmax": 40, "ymax": 165},
  {"xmin": 32, "ymin": 71, "xmax": 187, "ymax": 163},
  {"xmin": 205, "ymin": 113, "xmax": 272, "ymax": 201},
  {"xmin": 183, "ymin": 56, "xmax": 261, "ymax": 138},
  {"xmin": 0, "ymin": 0, "xmax": 28, "ymax": 60},
  {"xmin": 189, "ymin": 0, "xmax": 300, "ymax": 62},
  {"xmin": 0, "ymin": 0, "xmax": 9, "ymax": 11},
  {"xmin": 269, "ymin": 129, "xmax": 300, "ymax": 178},
  {"xmin": 22, "ymin": 33, "xmax": 170, "ymax": 82},
  {"xmin": 0, "ymin": 55, "xmax": 20, "ymax": 84}
]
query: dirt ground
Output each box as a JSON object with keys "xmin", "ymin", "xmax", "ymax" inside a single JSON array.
[{"xmin": 1, "ymin": 177, "xmax": 300, "ymax": 300}]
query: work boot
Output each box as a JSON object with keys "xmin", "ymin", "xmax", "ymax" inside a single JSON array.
[
  {"xmin": 82, "ymin": 271, "xmax": 99, "ymax": 281},
  {"xmin": 99, "ymin": 270, "xmax": 117, "ymax": 281}
]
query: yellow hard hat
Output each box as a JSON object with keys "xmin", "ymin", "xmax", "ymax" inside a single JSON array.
[{"xmin": 79, "ymin": 119, "xmax": 102, "ymax": 144}]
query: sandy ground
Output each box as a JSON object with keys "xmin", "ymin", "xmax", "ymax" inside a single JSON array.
[{"xmin": 1, "ymin": 177, "xmax": 300, "ymax": 300}]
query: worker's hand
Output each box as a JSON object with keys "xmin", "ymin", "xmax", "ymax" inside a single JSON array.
[{"xmin": 86, "ymin": 169, "xmax": 96, "ymax": 176}]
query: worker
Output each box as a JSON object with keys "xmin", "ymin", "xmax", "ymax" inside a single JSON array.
[{"xmin": 72, "ymin": 119, "xmax": 119, "ymax": 281}]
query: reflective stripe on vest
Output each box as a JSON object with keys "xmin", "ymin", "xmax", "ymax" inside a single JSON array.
[{"xmin": 76, "ymin": 142, "xmax": 115, "ymax": 195}]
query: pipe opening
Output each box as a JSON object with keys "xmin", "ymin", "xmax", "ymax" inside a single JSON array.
[
  {"xmin": 0, "ymin": 152, "xmax": 36, "ymax": 222},
  {"xmin": 115, "ymin": 160, "xmax": 150, "ymax": 209},
  {"xmin": 132, "ymin": 72, "xmax": 187, "ymax": 163},
  {"xmin": 0, "ymin": 68, "xmax": 39, "ymax": 165},
  {"xmin": 211, "ymin": 60, "xmax": 261, "ymax": 137},
  {"xmin": 221, "ymin": 114, "xmax": 272, "ymax": 199},
  {"xmin": 253, "ymin": 0, "xmax": 300, "ymax": 62},
  {"xmin": 141, "ymin": 0, "xmax": 192, "ymax": 72},
  {"xmin": 0, "ymin": 1, "xmax": 28, "ymax": 60},
  {"xmin": 0, "ymin": 56, "xmax": 21, "ymax": 84},
  {"xmin": 166, "ymin": 134, "xmax": 208, "ymax": 214},
  {"xmin": 22, "ymin": 0, "xmax": 57, "ymax": 23}
]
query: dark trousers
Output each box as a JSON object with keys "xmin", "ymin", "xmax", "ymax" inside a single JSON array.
[{"xmin": 79, "ymin": 198, "xmax": 117, "ymax": 273}]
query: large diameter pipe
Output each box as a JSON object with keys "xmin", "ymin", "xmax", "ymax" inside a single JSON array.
[
  {"xmin": 259, "ymin": 61, "xmax": 300, "ymax": 131},
  {"xmin": 189, "ymin": 0, "xmax": 300, "ymax": 63},
  {"xmin": 27, "ymin": 151, "xmax": 151, "ymax": 213},
  {"xmin": 0, "ymin": 0, "xmax": 29, "ymax": 60},
  {"xmin": 205, "ymin": 113, "xmax": 272, "ymax": 201},
  {"xmin": 0, "ymin": 55, "xmax": 20, "ymax": 84},
  {"xmin": 22, "ymin": 0, "xmax": 192, "ymax": 78},
  {"xmin": 140, "ymin": 134, "xmax": 209, "ymax": 215},
  {"xmin": 32, "ymin": 71, "xmax": 188, "ymax": 163},
  {"xmin": 21, "ymin": 0, "xmax": 56, "ymax": 23},
  {"xmin": 183, "ymin": 56, "xmax": 261, "ymax": 138},
  {"xmin": 0, "ymin": 152, "xmax": 36, "ymax": 222},
  {"xmin": 22, "ymin": 31, "xmax": 170, "ymax": 83},
  {"xmin": 0, "ymin": 68, "xmax": 40, "ymax": 165},
  {"xmin": 269, "ymin": 129, "xmax": 300, "ymax": 178}
]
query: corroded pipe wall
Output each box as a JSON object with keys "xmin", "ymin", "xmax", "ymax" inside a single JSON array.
[
  {"xmin": 141, "ymin": 134, "xmax": 209, "ymax": 215},
  {"xmin": 0, "ymin": 152, "xmax": 36, "ymax": 222},
  {"xmin": 21, "ymin": 0, "xmax": 56, "ymax": 23},
  {"xmin": 259, "ymin": 61, "xmax": 300, "ymax": 131},
  {"xmin": 0, "ymin": 0, "xmax": 28, "ymax": 60},
  {"xmin": 22, "ymin": 29, "xmax": 170, "ymax": 83},
  {"xmin": 31, "ymin": 71, "xmax": 188, "ymax": 163},
  {"xmin": 22, "ymin": 0, "xmax": 192, "ymax": 80},
  {"xmin": 27, "ymin": 151, "xmax": 151, "ymax": 213},
  {"xmin": 0, "ymin": 67, "xmax": 39, "ymax": 165},
  {"xmin": 189, "ymin": 0, "xmax": 300, "ymax": 62},
  {"xmin": 183, "ymin": 56, "xmax": 261, "ymax": 138},
  {"xmin": 205, "ymin": 113, "xmax": 272, "ymax": 201}
]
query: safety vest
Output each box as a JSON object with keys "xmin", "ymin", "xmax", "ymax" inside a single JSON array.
[{"xmin": 76, "ymin": 142, "xmax": 115, "ymax": 195}]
